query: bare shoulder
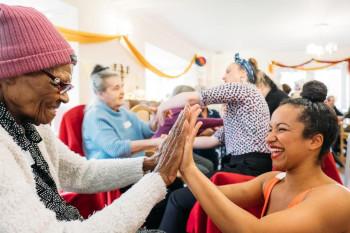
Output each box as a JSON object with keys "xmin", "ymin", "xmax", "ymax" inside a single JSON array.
[
  {"xmin": 309, "ymin": 183, "xmax": 350, "ymax": 202},
  {"xmin": 260, "ymin": 171, "xmax": 283, "ymax": 186},
  {"xmin": 306, "ymin": 184, "xmax": 350, "ymax": 230}
]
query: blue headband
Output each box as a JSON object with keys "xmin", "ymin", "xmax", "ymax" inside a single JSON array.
[{"xmin": 234, "ymin": 53, "xmax": 255, "ymax": 83}]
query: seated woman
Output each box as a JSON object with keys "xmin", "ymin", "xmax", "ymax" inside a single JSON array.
[
  {"xmin": 83, "ymin": 65, "xmax": 163, "ymax": 160},
  {"xmin": 0, "ymin": 4, "xmax": 188, "ymax": 233},
  {"xmin": 180, "ymin": 80, "xmax": 350, "ymax": 233}
]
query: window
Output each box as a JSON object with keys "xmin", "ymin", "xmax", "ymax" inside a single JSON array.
[
  {"xmin": 314, "ymin": 68, "xmax": 342, "ymax": 107},
  {"xmin": 277, "ymin": 63, "xmax": 349, "ymax": 111},
  {"xmin": 279, "ymin": 70, "xmax": 307, "ymax": 97},
  {"xmin": 144, "ymin": 43, "xmax": 199, "ymax": 101}
]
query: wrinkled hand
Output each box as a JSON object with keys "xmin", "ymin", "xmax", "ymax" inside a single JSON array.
[
  {"xmin": 142, "ymin": 155, "xmax": 158, "ymax": 172},
  {"xmin": 180, "ymin": 105, "xmax": 202, "ymax": 174},
  {"xmin": 153, "ymin": 105, "xmax": 191, "ymax": 185},
  {"xmin": 142, "ymin": 137, "xmax": 167, "ymax": 171},
  {"xmin": 157, "ymin": 134, "xmax": 167, "ymax": 149}
]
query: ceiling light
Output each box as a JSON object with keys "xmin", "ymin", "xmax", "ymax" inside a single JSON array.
[{"xmin": 306, "ymin": 42, "xmax": 338, "ymax": 57}]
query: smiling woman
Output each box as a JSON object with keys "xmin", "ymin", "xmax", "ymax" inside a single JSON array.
[
  {"xmin": 178, "ymin": 80, "xmax": 350, "ymax": 233},
  {"xmin": 0, "ymin": 4, "xmax": 185, "ymax": 233},
  {"xmin": 0, "ymin": 64, "xmax": 74, "ymax": 125}
]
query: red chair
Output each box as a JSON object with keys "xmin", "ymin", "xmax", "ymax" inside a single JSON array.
[
  {"xmin": 59, "ymin": 105, "xmax": 121, "ymax": 219},
  {"xmin": 186, "ymin": 152, "xmax": 342, "ymax": 233},
  {"xmin": 186, "ymin": 173, "xmax": 257, "ymax": 233},
  {"xmin": 321, "ymin": 152, "xmax": 342, "ymax": 184},
  {"xmin": 59, "ymin": 105, "xmax": 85, "ymax": 156}
]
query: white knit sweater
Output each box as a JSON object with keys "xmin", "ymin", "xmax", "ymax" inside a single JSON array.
[{"xmin": 0, "ymin": 124, "xmax": 167, "ymax": 233}]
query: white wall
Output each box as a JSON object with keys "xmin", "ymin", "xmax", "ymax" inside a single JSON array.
[
  {"xmin": 64, "ymin": 0, "xmax": 211, "ymax": 104},
  {"xmin": 208, "ymin": 48, "xmax": 350, "ymax": 86}
]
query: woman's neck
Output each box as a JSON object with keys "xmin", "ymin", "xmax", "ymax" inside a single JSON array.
[
  {"xmin": 97, "ymin": 98, "xmax": 121, "ymax": 112},
  {"xmin": 284, "ymin": 159, "xmax": 332, "ymax": 192}
]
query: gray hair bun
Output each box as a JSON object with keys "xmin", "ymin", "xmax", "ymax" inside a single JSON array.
[{"xmin": 91, "ymin": 64, "xmax": 108, "ymax": 75}]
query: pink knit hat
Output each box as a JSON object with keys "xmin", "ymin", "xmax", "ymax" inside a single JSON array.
[{"xmin": 0, "ymin": 4, "xmax": 76, "ymax": 79}]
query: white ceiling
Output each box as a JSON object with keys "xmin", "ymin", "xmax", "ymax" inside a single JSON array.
[{"xmin": 110, "ymin": 0, "xmax": 350, "ymax": 53}]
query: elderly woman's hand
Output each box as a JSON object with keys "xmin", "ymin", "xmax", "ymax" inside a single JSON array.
[
  {"xmin": 142, "ymin": 155, "xmax": 158, "ymax": 172},
  {"xmin": 153, "ymin": 105, "xmax": 191, "ymax": 185}
]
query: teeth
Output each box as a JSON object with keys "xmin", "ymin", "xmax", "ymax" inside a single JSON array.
[{"xmin": 269, "ymin": 148, "xmax": 283, "ymax": 153}]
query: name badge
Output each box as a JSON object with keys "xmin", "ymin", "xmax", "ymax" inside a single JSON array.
[{"xmin": 123, "ymin": 121, "xmax": 132, "ymax": 129}]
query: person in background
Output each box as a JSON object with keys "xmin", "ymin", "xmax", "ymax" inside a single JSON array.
[
  {"xmin": 158, "ymin": 53, "xmax": 272, "ymax": 233},
  {"xmin": 290, "ymin": 82, "xmax": 302, "ymax": 98},
  {"xmin": 255, "ymin": 71, "xmax": 289, "ymax": 115},
  {"xmin": 0, "ymin": 4, "xmax": 184, "ymax": 233},
  {"xmin": 325, "ymin": 95, "xmax": 344, "ymax": 166},
  {"xmin": 179, "ymin": 80, "xmax": 350, "ymax": 233},
  {"xmin": 282, "ymin": 83, "xmax": 292, "ymax": 95},
  {"xmin": 325, "ymin": 95, "xmax": 343, "ymax": 117},
  {"xmin": 83, "ymin": 65, "xmax": 163, "ymax": 159},
  {"xmin": 154, "ymin": 85, "xmax": 216, "ymax": 175}
]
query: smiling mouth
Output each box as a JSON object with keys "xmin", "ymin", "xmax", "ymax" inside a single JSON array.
[{"xmin": 268, "ymin": 146, "xmax": 285, "ymax": 159}]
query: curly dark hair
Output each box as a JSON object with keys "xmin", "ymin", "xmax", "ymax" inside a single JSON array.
[{"xmin": 280, "ymin": 80, "xmax": 338, "ymax": 160}]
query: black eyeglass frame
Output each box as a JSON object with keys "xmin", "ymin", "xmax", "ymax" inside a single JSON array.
[{"xmin": 42, "ymin": 69, "xmax": 74, "ymax": 94}]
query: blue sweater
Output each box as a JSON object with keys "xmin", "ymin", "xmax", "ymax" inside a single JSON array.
[{"xmin": 82, "ymin": 100, "xmax": 154, "ymax": 159}]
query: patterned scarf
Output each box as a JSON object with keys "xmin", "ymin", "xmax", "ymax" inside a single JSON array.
[
  {"xmin": 0, "ymin": 102, "xmax": 82, "ymax": 221},
  {"xmin": 234, "ymin": 53, "xmax": 256, "ymax": 83}
]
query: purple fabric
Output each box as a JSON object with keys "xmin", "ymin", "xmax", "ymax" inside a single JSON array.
[{"xmin": 153, "ymin": 107, "xmax": 223, "ymax": 138}]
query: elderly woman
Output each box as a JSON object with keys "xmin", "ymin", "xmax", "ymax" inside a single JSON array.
[
  {"xmin": 0, "ymin": 4, "xmax": 186, "ymax": 233},
  {"xmin": 83, "ymin": 64, "xmax": 163, "ymax": 160}
]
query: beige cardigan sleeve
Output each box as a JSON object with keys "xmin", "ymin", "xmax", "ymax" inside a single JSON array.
[
  {"xmin": 55, "ymin": 136, "xmax": 146, "ymax": 193},
  {"xmin": 0, "ymin": 126, "xmax": 167, "ymax": 233},
  {"xmin": 37, "ymin": 124, "xmax": 145, "ymax": 193}
]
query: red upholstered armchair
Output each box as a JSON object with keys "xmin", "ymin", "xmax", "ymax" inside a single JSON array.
[
  {"xmin": 58, "ymin": 105, "xmax": 121, "ymax": 219},
  {"xmin": 186, "ymin": 152, "xmax": 342, "ymax": 233}
]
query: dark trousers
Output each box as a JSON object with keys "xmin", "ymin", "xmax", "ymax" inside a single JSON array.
[
  {"xmin": 159, "ymin": 152, "xmax": 271, "ymax": 233},
  {"xmin": 120, "ymin": 178, "xmax": 183, "ymax": 229}
]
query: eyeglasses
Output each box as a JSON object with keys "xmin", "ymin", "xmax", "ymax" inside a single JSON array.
[{"xmin": 42, "ymin": 69, "xmax": 74, "ymax": 94}]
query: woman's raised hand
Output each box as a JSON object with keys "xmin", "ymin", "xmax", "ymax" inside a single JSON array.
[
  {"xmin": 180, "ymin": 105, "xmax": 202, "ymax": 175},
  {"xmin": 153, "ymin": 105, "xmax": 191, "ymax": 185}
]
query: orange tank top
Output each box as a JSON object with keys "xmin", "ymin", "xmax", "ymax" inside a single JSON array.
[{"xmin": 260, "ymin": 173, "xmax": 312, "ymax": 218}]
